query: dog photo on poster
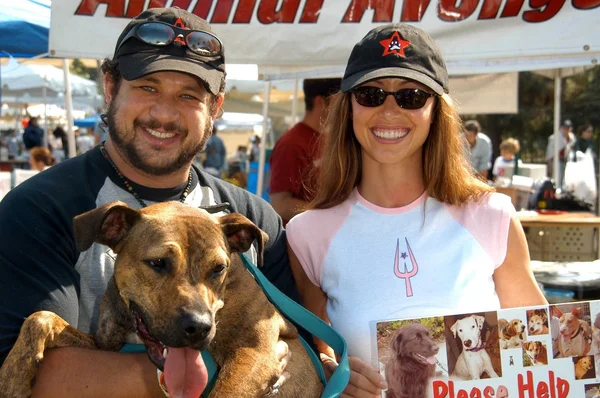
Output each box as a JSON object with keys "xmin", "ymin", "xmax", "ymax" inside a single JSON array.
[{"xmin": 376, "ymin": 300, "xmax": 600, "ymax": 398}]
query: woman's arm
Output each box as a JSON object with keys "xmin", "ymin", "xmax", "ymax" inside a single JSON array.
[
  {"xmin": 287, "ymin": 243, "xmax": 386, "ymax": 398},
  {"xmin": 287, "ymin": 242, "xmax": 334, "ymax": 359},
  {"xmin": 494, "ymin": 216, "xmax": 548, "ymax": 308}
]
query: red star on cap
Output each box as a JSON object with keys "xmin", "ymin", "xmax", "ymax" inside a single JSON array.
[
  {"xmin": 380, "ymin": 31, "xmax": 411, "ymax": 57},
  {"xmin": 174, "ymin": 17, "xmax": 188, "ymax": 29}
]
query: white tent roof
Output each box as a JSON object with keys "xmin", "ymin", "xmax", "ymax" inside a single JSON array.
[{"xmin": 1, "ymin": 61, "xmax": 101, "ymax": 107}]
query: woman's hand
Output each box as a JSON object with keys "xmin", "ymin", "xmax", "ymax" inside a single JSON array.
[{"xmin": 321, "ymin": 354, "xmax": 387, "ymax": 398}]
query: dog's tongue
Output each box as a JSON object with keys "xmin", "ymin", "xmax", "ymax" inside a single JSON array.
[
  {"xmin": 427, "ymin": 355, "xmax": 437, "ymax": 365},
  {"xmin": 164, "ymin": 347, "xmax": 207, "ymax": 398}
]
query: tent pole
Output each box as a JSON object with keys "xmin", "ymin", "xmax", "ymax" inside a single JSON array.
[
  {"xmin": 553, "ymin": 70, "xmax": 561, "ymax": 190},
  {"xmin": 42, "ymin": 84, "xmax": 48, "ymax": 148},
  {"xmin": 63, "ymin": 59, "xmax": 76, "ymax": 158},
  {"xmin": 257, "ymin": 81, "xmax": 271, "ymax": 198},
  {"xmin": 291, "ymin": 78, "xmax": 299, "ymax": 125}
]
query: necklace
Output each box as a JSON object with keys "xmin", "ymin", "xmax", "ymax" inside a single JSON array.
[{"xmin": 100, "ymin": 143, "xmax": 193, "ymax": 208}]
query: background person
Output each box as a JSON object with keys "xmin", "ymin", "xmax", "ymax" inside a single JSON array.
[
  {"xmin": 286, "ymin": 23, "xmax": 547, "ymax": 397},
  {"xmin": 269, "ymin": 78, "xmax": 341, "ymax": 225},
  {"xmin": 202, "ymin": 125, "xmax": 227, "ymax": 178},
  {"xmin": 546, "ymin": 119, "xmax": 576, "ymax": 189},
  {"xmin": 0, "ymin": 8, "xmax": 294, "ymax": 397},
  {"xmin": 463, "ymin": 119, "xmax": 492, "ymax": 180},
  {"xmin": 28, "ymin": 146, "xmax": 56, "ymax": 171},
  {"xmin": 76, "ymin": 129, "xmax": 96, "ymax": 154},
  {"xmin": 492, "ymin": 138, "xmax": 523, "ymax": 181},
  {"xmin": 22, "ymin": 116, "xmax": 44, "ymax": 151},
  {"xmin": 6, "ymin": 129, "xmax": 21, "ymax": 159}
]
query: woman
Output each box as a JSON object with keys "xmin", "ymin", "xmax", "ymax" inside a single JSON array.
[
  {"xmin": 28, "ymin": 147, "xmax": 56, "ymax": 171},
  {"xmin": 287, "ymin": 23, "xmax": 547, "ymax": 396}
]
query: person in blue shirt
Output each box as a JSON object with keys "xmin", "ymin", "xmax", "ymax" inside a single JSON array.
[{"xmin": 203, "ymin": 126, "xmax": 227, "ymax": 177}]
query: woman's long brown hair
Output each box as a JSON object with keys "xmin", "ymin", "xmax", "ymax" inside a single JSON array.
[{"xmin": 309, "ymin": 92, "xmax": 492, "ymax": 210}]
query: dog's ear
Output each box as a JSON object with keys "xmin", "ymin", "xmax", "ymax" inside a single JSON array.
[
  {"xmin": 572, "ymin": 307, "xmax": 583, "ymax": 317},
  {"xmin": 390, "ymin": 328, "xmax": 403, "ymax": 355},
  {"xmin": 73, "ymin": 201, "xmax": 141, "ymax": 252},
  {"xmin": 551, "ymin": 306, "xmax": 563, "ymax": 318},
  {"xmin": 473, "ymin": 315, "xmax": 485, "ymax": 330},
  {"xmin": 219, "ymin": 213, "xmax": 269, "ymax": 267},
  {"xmin": 450, "ymin": 320, "xmax": 459, "ymax": 338}
]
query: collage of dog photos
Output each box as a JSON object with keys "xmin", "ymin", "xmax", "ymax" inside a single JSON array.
[{"xmin": 376, "ymin": 299, "xmax": 600, "ymax": 398}]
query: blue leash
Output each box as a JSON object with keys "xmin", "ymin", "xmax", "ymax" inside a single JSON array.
[{"xmin": 122, "ymin": 253, "xmax": 350, "ymax": 397}]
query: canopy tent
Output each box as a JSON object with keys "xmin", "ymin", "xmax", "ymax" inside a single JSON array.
[
  {"xmin": 49, "ymin": 2, "xmax": 599, "ymax": 73},
  {"xmin": 1, "ymin": 62, "xmax": 100, "ymax": 147},
  {"xmin": 74, "ymin": 113, "xmax": 101, "ymax": 128},
  {"xmin": 0, "ymin": 0, "xmax": 49, "ymax": 58},
  {"xmin": 48, "ymin": 1, "xmax": 600, "ymax": 195},
  {"xmin": 0, "ymin": 0, "xmax": 79, "ymax": 157},
  {"xmin": 1, "ymin": 63, "xmax": 100, "ymax": 106}
]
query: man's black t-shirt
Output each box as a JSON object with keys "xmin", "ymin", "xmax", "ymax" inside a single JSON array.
[{"xmin": 0, "ymin": 146, "xmax": 297, "ymax": 364}]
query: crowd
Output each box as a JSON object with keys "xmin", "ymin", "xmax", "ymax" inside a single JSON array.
[{"xmin": 0, "ymin": 6, "xmax": 595, "ymax": 397}]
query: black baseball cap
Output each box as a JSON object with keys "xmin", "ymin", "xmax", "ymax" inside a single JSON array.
[
  {"xmin": 561, "ymin": 119, "xmax": 573, "ymax": 128},
  {"xmin": 341, "ymin": 23, "xmax": 449, "ymax": 96},
  {"xmin": 114, "ymin": 7, "xmax": 225, "ymax": 95}
]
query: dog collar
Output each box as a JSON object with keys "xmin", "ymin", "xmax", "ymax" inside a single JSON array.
[
  {"xmin": 466, "ymin": 343, "xmax": 487, "ymax": 352},
  {"xmin": 570, "ymin": 325, "xmax": 583, "ymax": 340}
]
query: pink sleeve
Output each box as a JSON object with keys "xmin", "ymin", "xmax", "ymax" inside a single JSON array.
[
  {"xmin": 286, "ymin": 200, "xmax": 354, "ymax": 287},
  {"xmin": 446, "ymin": 193, "xmax": 515, "ymax": 268}
]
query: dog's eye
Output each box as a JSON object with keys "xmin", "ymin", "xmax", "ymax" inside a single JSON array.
[
  {"xmin": 145, "ymin": 258, "xmax": 168, "ymax": 273},
  {"xmin": 211, "ymin": 264, "xmax": 227, "ymax": 279}
]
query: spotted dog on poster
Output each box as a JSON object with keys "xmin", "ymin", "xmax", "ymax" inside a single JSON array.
[{"xmin": 376, "ymin": 300, "xmax": 600, "ymax": 397}]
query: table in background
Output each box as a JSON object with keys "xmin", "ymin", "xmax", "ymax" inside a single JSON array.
[
  {"xmin": 0, "ymin": 159, "xmax": 29, "ymax": 172},
  {"xmin": 516, "ymin": 212, "xmax": 600, "ymax": 261}
]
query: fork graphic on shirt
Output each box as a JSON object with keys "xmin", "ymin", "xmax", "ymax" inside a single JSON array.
[{"xmin": 393, "ymin": 238, "xmax": 419, "ymax": 297}]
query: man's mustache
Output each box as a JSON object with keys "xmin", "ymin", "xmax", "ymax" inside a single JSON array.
[{"xmin": 133, "ymin": 118, "xmax": 188, "ymax": 135}]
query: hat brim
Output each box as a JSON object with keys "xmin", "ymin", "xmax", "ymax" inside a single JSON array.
[
  {"xmin": 119, "ymin": 53, "xmax": 224, "ymax": 95},
  {"xmin": 341, "ymin": 67, "xmax": 445, "ymax": 96}
]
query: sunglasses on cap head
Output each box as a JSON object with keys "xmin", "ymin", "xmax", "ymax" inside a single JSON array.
[
  {"xmin": 352, "ymin": 86, "xmax": 434, "ymax": 109},
  {"xmin": 117, "ymin": 21, "xmax": 223, "ymax": 57}
]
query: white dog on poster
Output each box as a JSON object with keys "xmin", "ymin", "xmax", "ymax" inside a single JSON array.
[{"xmin": 451, "ymin": 315, "xmax": 499, "ymax": 380}]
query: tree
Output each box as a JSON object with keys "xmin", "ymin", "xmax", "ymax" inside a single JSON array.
[
  {"xmin": 464, "ymin": 66, "xmax": 600, "ymax": 164},
  {"xmin": 70, "ymin": 58, "xmax": 98, "ymax": 82}
]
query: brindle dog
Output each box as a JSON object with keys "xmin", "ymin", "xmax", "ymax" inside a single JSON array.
[{"xmin": 0, "ymin": 201, "xmax": 322, "ymax": 398}]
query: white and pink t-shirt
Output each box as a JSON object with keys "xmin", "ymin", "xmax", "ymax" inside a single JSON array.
[{"xmin": 287, "ymin": 190, "xmax": 515, "ymax": 367}]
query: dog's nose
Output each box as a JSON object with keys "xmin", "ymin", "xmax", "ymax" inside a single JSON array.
[
  {"xmin": 464, "ymin": 340, "xmax": 472, "ymax": 347},
  {"xmin": 180, "ymin": 312, "xmax": 212, "ymax": 341}
]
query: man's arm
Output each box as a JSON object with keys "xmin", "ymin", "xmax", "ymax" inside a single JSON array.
[
  {"xmin": 269, "ymin": 142, "xmax": 311, "ymax": 222},
  {"xmin": 478, "ymin": 137, "xmax": 492, "ymax": 178},
  {"xmin": 269, "ymin": 191, "xmax": 308, "ymax": 224},
  {"xmin": 32, "ymin": 349, "xmax": 165, "ymax": 397}
]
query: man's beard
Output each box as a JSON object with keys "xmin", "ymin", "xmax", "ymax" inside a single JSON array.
[{"xmin": 106, "ymin": 101, "xmax": 212, "ymax": 176}]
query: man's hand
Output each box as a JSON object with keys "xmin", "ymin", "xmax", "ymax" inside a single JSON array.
[
  {"xmin": 321, "ymin": 354, "xmax": 387, "ymax": 398},
  {"xmin": 265, "ymin": 340, "xmax": 291, "ymax": 396}
]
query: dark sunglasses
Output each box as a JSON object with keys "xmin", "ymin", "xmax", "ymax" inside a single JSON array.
[
  {"xmin": 117, "ymin": 22, "xmax": 223, "ymax": 57},
  {"xmin": 352, "ymin": 87, "xmax": 434, "ymax": 109}
]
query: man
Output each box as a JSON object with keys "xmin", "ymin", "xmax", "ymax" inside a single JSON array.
[
  {"xmin": 463, "ymin": 120, "xmax": 492, "ymax": 179},
  {"xmin": 269, "ymin": 78, "xmax": 341, "ymax": 224},
  {"xmin": 76, "ymin": 129, "xmax": 96, "ymax": 154},
  {"xmin": 574, "ymin": 123, "xmax": 595, "ymax": 156},
  {"xmin": 203, "ymin": 126, "xmax": 227, "ymax": 177},
  {"xmin": 22, "ymin": 116, "xmax": 44, "ymax": 150},
  {"xmin": 0, "ymin": 8, "xmax": 294, "ymax": 396},
  {"xmin": 546, "ymin": 119, "xmax": 576, "ymax": 189},
  {"xmin": 6, "ymin": 129, "xmax": 21, "ymax": 159}
]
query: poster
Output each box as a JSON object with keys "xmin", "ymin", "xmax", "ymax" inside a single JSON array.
[{"xmin": 376, "ymin": 300, "xmax": 600, "ymax": 397}]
